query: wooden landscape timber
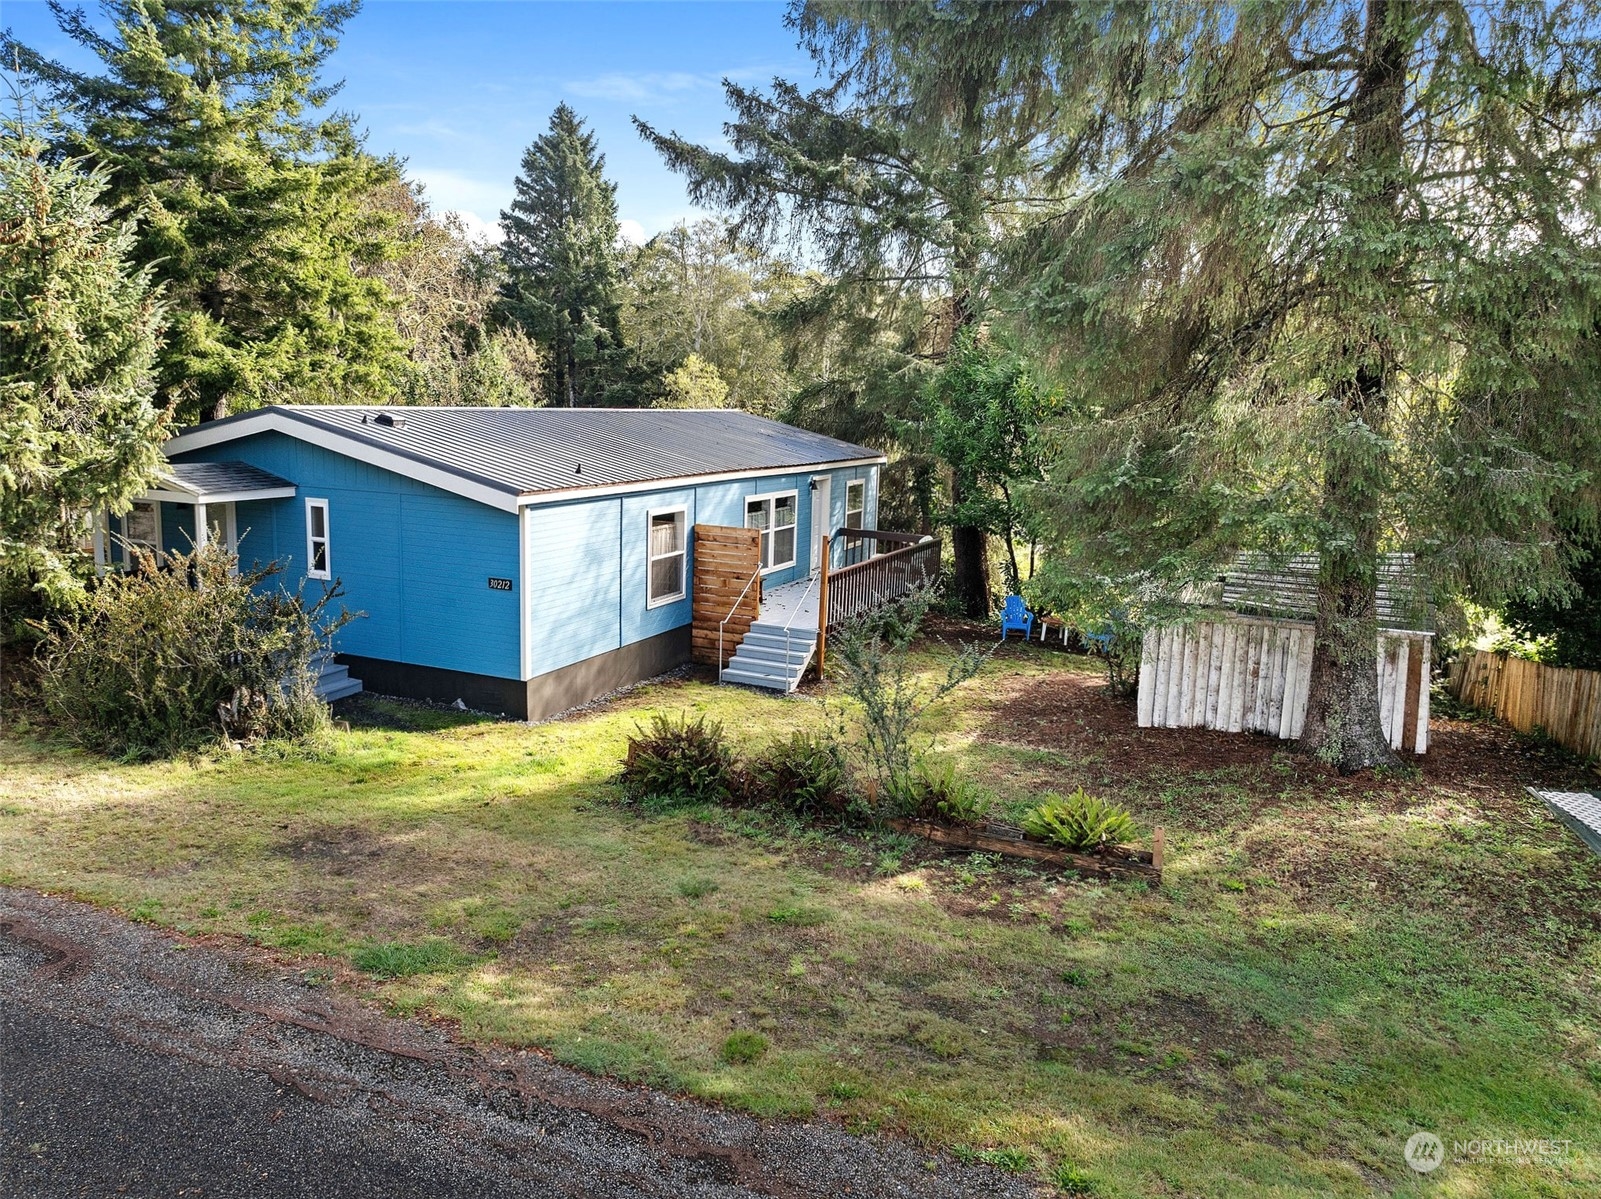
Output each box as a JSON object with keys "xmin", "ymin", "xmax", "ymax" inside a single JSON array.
[{"xmin": 887, "ymin": 818, "xmax": 1164, "ymax": 883}]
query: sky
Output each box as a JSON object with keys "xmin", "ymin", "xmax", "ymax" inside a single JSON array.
[{"xmin": 1, "ymin": 0, "xmax": 821, "ymax": 243}]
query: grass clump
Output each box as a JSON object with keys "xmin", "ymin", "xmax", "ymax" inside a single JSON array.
[
  {"xmin": 619, "ymin": 712, "xmax": 736, "ymax": 810},
  {"xmin": 719, "ymin": 1030, "xmax": 769, "ymax": 1064},
  {"xmin": 351, "ymin": 938, "xmax": 462, "ymax": 978},
  {"xmin": 1021, "ymin": 788, "xmax": 1135, "ymax": 852}
]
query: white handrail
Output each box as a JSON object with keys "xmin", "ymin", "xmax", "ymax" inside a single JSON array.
[
  {"xmin": 718, "ymin": 565, "xmax": 762, "ymax": 682},
  {"xmin": 779, "ymin": 570, "xmax": 821, "ymax": 690}
]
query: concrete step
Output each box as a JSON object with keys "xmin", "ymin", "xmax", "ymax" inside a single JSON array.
[
  {"xmin": 742, "ymin": 631, "xmax": 816, "ymax": 654},
  {"xmin": 732, "ymin": 644, "xmax": 813, "ymax": 668},
  {"xmin": 747, "ymin": 623, "xmax": 817, "ymax": 644},
  {"xmin": 720, "ymin": 667, "xmax": 794, "ymax": 691},
  {"xmin": 319, "ymin": 676, "xmax": 364, "ymax": 702}
]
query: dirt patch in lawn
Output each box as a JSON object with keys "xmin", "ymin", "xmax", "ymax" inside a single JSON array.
[{"xmin": 983, "ymin": 663, "xmax": 1596, "ymax": 803}]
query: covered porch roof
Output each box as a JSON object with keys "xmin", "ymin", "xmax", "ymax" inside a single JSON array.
[{"xmin": 138, "ymin": 461, "xmax": 297, "ymax": 505}]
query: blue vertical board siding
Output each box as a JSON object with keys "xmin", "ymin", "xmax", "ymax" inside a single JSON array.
[
  {"xmin": 232, "ymin": 500, "xmax": 280, "ymax": 567},
  {"xmin": 172, "ymin": 430, "xmax": 520, "ymax": 680},
  {"xmin": 159, "ymin": 501, "xmax": 196, "ymax": 555},
  {"xmin": 524, "ymin": 499, "xmax": 622, "ymax": 675}
]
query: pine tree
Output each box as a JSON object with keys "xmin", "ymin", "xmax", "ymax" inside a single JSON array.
[
  {"xmin": 6, "ymin": 0, "xmax": 405, "ymax": 423},
  {"xmin": 1006, "ymin": 1, "xmax": 1601, "ymax": 771},
  {"xmin": 0, "ymin": 105, "xmax": 166, "ymax": 609},
  {"xmin": 637, "ymin": 1, "xmax": 1065, "ymax": 617},
  {"xmin": 499, "ymin": 104, "xmax": 625, "ymax": 407}
]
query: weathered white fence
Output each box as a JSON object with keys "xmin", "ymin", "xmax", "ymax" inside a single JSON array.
[{"xmin": 1137, "ymin": 617, "xmax": 1432, "ymax": 753}]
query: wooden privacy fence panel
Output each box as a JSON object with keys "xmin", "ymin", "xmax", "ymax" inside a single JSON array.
[
  {"xmin": 1138, "ymin": 617, "xmax": 1432, "ymax": 753},
  {"xmin": 691, "ymin": 525, "xmax": 761, "ymax": 667},
  {"xmin": 1451, "ymin": 651, "xmax": 1601, "ymax": 759},
  {"xmin": 826, "ymin": 536, "xmax": 942, "ymax": 628}
]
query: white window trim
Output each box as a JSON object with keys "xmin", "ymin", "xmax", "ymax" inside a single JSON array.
[
  {"xmin": 845, "ymin": 479, "xmax": 865, "ymax": 528},
  {"xmin": 646, "ymin": 505, "xmax": 688, "ymax": 609},
  {"xmin": 305, "ymin": 497, "xmax": 331, "ymax": 580},
  {"xmin": 746, "ymin": 489, "xmax": 799, "ymax": 574}
]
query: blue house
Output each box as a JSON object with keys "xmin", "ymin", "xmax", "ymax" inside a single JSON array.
[{"xmin": 99, "ymin": 406, "xmax": 894, "ymax": 719}]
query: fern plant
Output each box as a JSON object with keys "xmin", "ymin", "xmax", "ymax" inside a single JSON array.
[
  {"xmin": 619, "ymin": 712, "xmax": 736, "ymax": 810},
  {"xmin": 1021, "ymin": 789, "xmax": 1135, "ymax": 852}
]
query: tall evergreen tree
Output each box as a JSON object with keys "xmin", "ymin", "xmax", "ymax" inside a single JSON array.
[
  {"xmin": 1, "ymin": 106, "xmax": 166, "ymax": 608},
  {"xmin": 1005, "ymin": 1, "xmax": 1601, "ymax": 771},
  {"xmin": 6, "ymin": 0, "xmax": 404, "ymax": 424},
  {"xmin": 500, "ymin": 104, "xmax": 624, "ymax": 407},
  {"xmin": 636, "ymin": 1, "xmax": 1064, "ymax": 616}
]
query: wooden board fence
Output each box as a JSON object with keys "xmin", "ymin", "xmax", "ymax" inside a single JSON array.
[
  {"xmin": 1451, "ymin": 651, "xmax": 1601, "ymax": 760},
  {"xmin": 691, "ymin": 525, "xmax": 761, "ymax": 668},
  {"xmin": 1137, "ymin": 617, "xmax": 1431, "ymax": 753}
]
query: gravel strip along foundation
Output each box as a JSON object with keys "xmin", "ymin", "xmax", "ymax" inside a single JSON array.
[{"xmin": 0, "ymin": 888, "xmax": 1036, "ymax": 1199}]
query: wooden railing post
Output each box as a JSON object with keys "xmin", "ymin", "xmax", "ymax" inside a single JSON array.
[{"xmin": 816, "ymin": 535, "xmax": 830, "ymax": 676}]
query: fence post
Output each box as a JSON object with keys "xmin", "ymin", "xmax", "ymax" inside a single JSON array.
[{"xmin": 816, "ymin": 535, "xmax": 830, "ymax": 677}]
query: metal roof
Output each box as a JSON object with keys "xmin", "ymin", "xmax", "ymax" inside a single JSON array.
[
  {"xmin": 153, "ymin": 461, "xmax": 296, "ymax": 499},
  {"xmin": 169, "ymin": 406, "xmax": 884, "ymax": 502},
  {"xmin": 1220, "ymin": 552, "xmax": 1431, "ymax": 632}
]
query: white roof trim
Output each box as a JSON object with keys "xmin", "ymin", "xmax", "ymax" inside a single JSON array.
[
  {"xmin": 514, "ymin": 457, "xmax": 886, "ymax": 507},
  {"xmin": 139, "ymin": 485, "xmax": 298, "ymax": 505},
  {"xmin": 165, "ymin": 411, "xmax": 523, "ymax": 513},
  {"xmin": 162, "ymin": 410, "xmax": 887, "ymax": 513}
]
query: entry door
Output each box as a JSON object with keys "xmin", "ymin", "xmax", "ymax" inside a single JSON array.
[{"xmin": 810, "ymin": 476, "xmax": 831, "ymax": 576}]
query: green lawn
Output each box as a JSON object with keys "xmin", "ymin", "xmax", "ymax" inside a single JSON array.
[{"xmin": 3, "ymin": 645, "xmax": 1599, "ymax": 1197}]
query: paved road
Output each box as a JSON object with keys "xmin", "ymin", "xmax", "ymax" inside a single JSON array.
[{"xmin": 0, "ymin": 889, "xmax": 1033, "ymax": 1199}]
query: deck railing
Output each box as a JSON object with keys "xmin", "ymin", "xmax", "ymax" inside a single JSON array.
[{"xmin": 825, "ymin": 532, "xmax": 942, "ymax": 628}]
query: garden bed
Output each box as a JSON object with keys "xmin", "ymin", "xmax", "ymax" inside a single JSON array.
[{"xmin": 885, "ymin": 817, "xmax": 1163, "ymax": 882}]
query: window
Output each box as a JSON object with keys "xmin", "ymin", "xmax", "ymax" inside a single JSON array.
[
  {"xmin": 746, "ymin": 491, "xmax": 797, "ymax": 572},
  {"xmin": 123, "ymin": 502, "xmax": 158, "ymax": 550},
  {"xmin": 845, "ymin": 480, "xmax": 865, "ymax": 530},
  {"xmin": 647, "ymin": 508, "xmax": 686, "ymax": 606},
  {"xmin": 843, "ymin": 479, "xmax": 867, "ymax": 564},
  {"xmin": 305, "ymin": 498, "xmax": 330, "ymax": 580}
]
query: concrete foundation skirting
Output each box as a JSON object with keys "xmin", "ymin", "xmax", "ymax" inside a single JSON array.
[{"xmin": 338, "ymin": 626, "xmax": 692, "ymax": 721}]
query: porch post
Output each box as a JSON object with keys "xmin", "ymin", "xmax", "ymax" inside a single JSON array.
[
  {"xmin": 816, "ymin": 535, "xmax": 829, "ymax": 676},
  {"xmin": 91, "ymin": 511, "xmax": 108, "ymax": 577},
  {"xmin": 193, "ymin": 502, "xmax": 208, "ymax": 552}
]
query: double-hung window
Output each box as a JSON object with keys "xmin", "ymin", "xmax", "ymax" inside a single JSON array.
[
  {"xmin": 305, "ymin": 498, "xmax": 331, "ymax": 580},
  {"xmin": 843, "ymin": 479, "xmax": 867, "ymax": 565},
  {"xmin": 745, "ymin": 491, "xmax": 797, "ymax": 572},
  {"xmin": 647, "ymin": 508, "xmax": 687, "ymax": 606}
]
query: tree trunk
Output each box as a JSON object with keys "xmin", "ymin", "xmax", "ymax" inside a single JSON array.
[
  {"xmin": 1297, "ymin": 0, "xmax": 1406, "ymax": 774},
  {"xmin": 950, "ymin": 470, "xmax": 991, "ymax": 618}
]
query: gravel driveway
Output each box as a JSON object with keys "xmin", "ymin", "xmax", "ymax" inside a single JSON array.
[{"xmin": 0, "ymin": 888, "xmax": 1037, "ymax": 1199}]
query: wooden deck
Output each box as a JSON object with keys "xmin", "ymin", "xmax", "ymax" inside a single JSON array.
[{"xmin": 1528, "ymin": 787, "xmax": 1601, "ymax": 857}]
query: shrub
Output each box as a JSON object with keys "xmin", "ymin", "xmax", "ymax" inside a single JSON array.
[
  {"xmin": 619, "ymin": 711, "xmax": 736, "ymax": 810},
  {"xmin": 36, "ymin": 543, "xmax": 349, "ymax": 759},
  {"xmin": 826, "ymin": 585, "xmax": 990, "ymax": 816},
  {"xmin": 1021, "ymin": 789, "xmax": 1136, "ymax": 852},
  {"xmin": 747, "ymin": 730, "xmax": 851, "ymax": 816},
  {"xmin": 895, "ymin": 757, "xmax": 992, "ymax": 826},
  {"xmin": 719, "ymin": 1030, "xmax": 769, "ymax": 1064}
]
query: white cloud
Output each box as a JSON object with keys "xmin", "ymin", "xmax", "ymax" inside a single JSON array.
[
  {"xmin": 617, "ymin": 219, "xmax": 646, "ymax": 247},
  {"xmin": 411, "ymin": 168, "xmax": 506, "ymax": 218},
  {"xmin": 448, "ymin": 209, "xmax": 504, "ymax": 246},
  {"xmin": 565, "ymin": 70, "xmax": 715, "ymax": 103}
]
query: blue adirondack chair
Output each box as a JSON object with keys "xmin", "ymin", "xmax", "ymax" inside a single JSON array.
[
  {"xmin": 1083, "ymin": 605, "xmax": 1127, "ymax": 655},
  {"xmin": 999, "ymin": 594, "xmax": 1034, "ymax": 641}
]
